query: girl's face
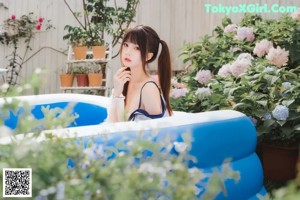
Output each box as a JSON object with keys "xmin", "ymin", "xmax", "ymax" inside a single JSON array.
[{"xmin": 121, "ymin": 41, "xmax": 142, "ymax": 69}]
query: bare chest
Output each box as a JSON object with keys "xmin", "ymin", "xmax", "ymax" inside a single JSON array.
[{"xmin": 125, "ymin": 85, "xmax": 143, "ymax": 114}]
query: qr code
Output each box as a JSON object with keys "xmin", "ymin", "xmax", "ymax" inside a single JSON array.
[{"xmin": 2, "ymin": 168, "xmax": 32, "ymax": 197}]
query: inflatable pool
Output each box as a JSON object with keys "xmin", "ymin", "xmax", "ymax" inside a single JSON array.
[{"xmin": 0, "ymin": 93, "xmax": 266, "ymax": 199}]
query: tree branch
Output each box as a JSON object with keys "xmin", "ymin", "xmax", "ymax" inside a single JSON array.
[{"xmin": 64, "ymin": 0, "xmax": 85, "ymax": 29}]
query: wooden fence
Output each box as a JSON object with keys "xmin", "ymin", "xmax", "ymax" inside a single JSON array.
[{"xmin": 0, "ymin": 0, "xmax": 299, "ymax": 94}]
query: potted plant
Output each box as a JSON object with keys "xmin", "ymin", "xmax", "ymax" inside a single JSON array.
[
  {"xmin": 88, "ymin": 24, "xmax": 106, "ymax": 59},
  {"xmin": 73, "ymin": 65, "xmax": 89, "ymax": 87},
  {"xmin": 171, "ymin": 13, "xmax": 300, "ymax": 180},
  {"xmin": 88, "ymin": 63, "xmax": 103, "ymax": 87},
  {"xmin": 63, "ymin": 26, "xmax": 89, "ymax": 60},
  {"xmin": 59, "ymin": 67, "xmax": 74, "ymax": 87},
  {"xmin": 64, "ymin": 0, "xmax": 139, "ymax": 58}
]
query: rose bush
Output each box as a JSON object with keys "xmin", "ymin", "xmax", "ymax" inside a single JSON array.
[
  {"xmin": 171, "ymin": 12, "xmax": 300, "ymax": 146},
  {"xmin": 0, "ymin": 13, "xmax": 53, "ymax": 88}
]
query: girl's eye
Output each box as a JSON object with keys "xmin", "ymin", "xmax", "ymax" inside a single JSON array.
[
  {"xmin": 134, "ymin": 46, "xmax": 140, "ymax": 51},
  {"xmin": 123, "ymin": 43, "xmax": 128, "ymax": 47}
]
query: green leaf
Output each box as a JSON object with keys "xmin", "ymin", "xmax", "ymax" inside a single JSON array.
[
  {"xmin": 263, "ymin": 119, "xmax": 276, "ymax": 127},
  {"xmin": 293, "ymin": 124, "xmax": 300, "ymax": 131},
  {"xmin": 282, "ymin": 100, "xmax": 294, "ymax": 107}
]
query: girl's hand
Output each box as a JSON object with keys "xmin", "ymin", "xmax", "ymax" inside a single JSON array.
[{"xmin": 113, "ymin": 67, "xmax": 131, "ymax": 96}]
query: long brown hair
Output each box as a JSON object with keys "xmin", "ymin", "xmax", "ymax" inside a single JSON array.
[{"xmin": 120, "ymin": 25, "xmax": 173, "ymax": 115}]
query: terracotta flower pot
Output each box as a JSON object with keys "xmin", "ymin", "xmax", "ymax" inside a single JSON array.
[
  {"xmin": 261, "ymin": 143, "xmax": 299, "ymax": 180},
  {"xmin": 60, "ymin": 74, "xmax": 74, "ymax": 87},
  {"xmin": 92, "ymin": 45, "xmax": 106, "ymax": 59},
  {"xmin": 73, "ymin": 46, "xmax": 88, "ymax": 60},
  {"xmin": 76, "ymin": 74, "xmax": 88, "ymax": 87},
  {"xmin": 88, "ymin": 73, "xmax": 103, "ymax": 86}
]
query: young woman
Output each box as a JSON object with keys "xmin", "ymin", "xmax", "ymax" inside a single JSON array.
[{"xmin": 108, "ymin": 25, "xmax": 173, "ymax": 122}]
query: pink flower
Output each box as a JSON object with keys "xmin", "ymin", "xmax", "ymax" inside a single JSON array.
[
  {"xmin": 195, "ymin": 70, "xmax": 213, "ymax": 85},
  {"xmin": 170, "ymin": 88, "xmax": 188, "ymax": 99},
  {"xmin": 36, "ymin": 23, "xmax": 41, "ymax": 30},
  {"xmin": 218, "ymin": 64, "xmax": 231, "ymax": 78},
  {"xmin": 266, "ymin": 46, "xmax": 289, "ymax": 68},
  {"xmin": 253, "ymin": 39, "xmax": 273, "ymax": 57},
  {"xmin": 11, "ymin": 15, "xmax": 16, "ymax": 20},
  {"xmin": 38, "ymin": 17, "xmax": 44, "ymax": 23},
  {"xmin": 291, "ymin": 8, "xmax": 300, "ymax": 20},
  {"xmin": 224, "ymin": 24, "xmax": 237, "ymax": 33},
  {"xmin": 235, "ymin": 27, "xmax": 255, "ymax": 42},
  {"xmin": 171, "ymin": 78, "xmax": 186, "ymax": 89},
  {"xmin": 195, "ymin": 87, "xmax": 211, "ymax": 99},
  {"xmin": 237, "ymin": 53, "xmax": 254, "ymax": 61},
  {"xmin": 230, "ymin": 59, "xmax": 251, "ymax": 77}
]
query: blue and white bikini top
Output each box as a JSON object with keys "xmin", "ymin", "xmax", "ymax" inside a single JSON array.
[{"xmin": 128, "ymin": 81, "xmax": 168, "ymax": 121}]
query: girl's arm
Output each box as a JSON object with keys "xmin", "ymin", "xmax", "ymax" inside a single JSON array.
[
  {"xmin": 108, "ymin": 93, "xmax": 125, "ymax": 122},
  {"xmin": 108, "ymin": 67, "xmax": 131, "ymax": 122}
]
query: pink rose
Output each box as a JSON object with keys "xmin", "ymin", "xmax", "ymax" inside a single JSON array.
[
  {"xmin": 36, "ymin": 23, "xmax": 41, "ymax": 30},
  {"xmin": 11, "ymin": 15, "xmax": 16, "ymax": 20},
  {"xmin": 38, "ymin": 17, "xmax": 44, "ymax": 23}
]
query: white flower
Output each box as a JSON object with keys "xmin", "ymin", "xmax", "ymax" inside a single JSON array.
[
  {"xmin": 282, "ymin": 82, "xmax": 291, "ymax": 90},
  {"xmin": 195, "ymin": 70, "xmax": 213, "ymax": 85},
  {"xmin": 195, "ymin": 87, "xmax": 211, "ymax": 99},
  {"xmin": 0, "ymin": 126, "xmax": 13, "ymax": 138},
  {"xmin": 224, "ymin": 24, "xmax": 237, "ymax": 33},
  {"xmin": 235, "ymin": 27, "xmax": 255, "ymax": 42},
  {"xmin": 138, "ymin": 163, "xmax": 166, "ymax": 177},
  {"xmin": 34, "ymin": 68, "xmax": 42, "ymax": 74},
  {"xmin": 173, "ymin": 142, "xmax": 187, "ymax": 153},
  {"xmin": 170, "ymin": 88, "xmax": 188, "ymax": 99},
  {"xmin": 272, "ymin": 105, "xmax": 289, "ymax": 121},
  {"xmin": 264, "ymin": 112, "xmax": 272, "ymax": 120},
  {"xmin": 266, "ymin": 46, "xmax": 289, "ymax": 68},
  {"xmin": 218, "ymin": 64, "xmax": 231, "ymax": 78},
  {"xmin": 253, "ymin": 39, "xmax": 273, "ymax": 57},
  {"xmin": 1, "ymin": 83, "xmax": 9, "ymax": 93},
  {"xmin": 264, "ymin": 66, "xmax": 274, "ymax": 72},
  {"xmin": 84, "ymin": 145, "xmax": 104, "ymax": 160},
  {"xmin": 229, "ymin": 59, "xmax": 252, "ymax": 77},
  {"xmin": 237, "ymin": 53, "xmax": 254, "ymax": 61},
  {"xmin": 291, "ymin": 8, "xmax": 300, "ymax": 20}
]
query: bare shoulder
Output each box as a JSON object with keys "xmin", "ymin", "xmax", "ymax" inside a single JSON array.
[
  {"xmin": 141, "ymin": 81, "xmax": 162, "ymax": 114},
  {"xmin": 141, "ymin": 81, "xmax": 160, "ymax": 97}
]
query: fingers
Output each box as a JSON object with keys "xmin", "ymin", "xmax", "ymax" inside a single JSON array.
[
  {"xmin": 115, "ymin": 67, "xmax": 129, "ymax": 76},
  {"xmin": 113, "ymin": 67, "xmax": 131, "ymax": 95}
]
